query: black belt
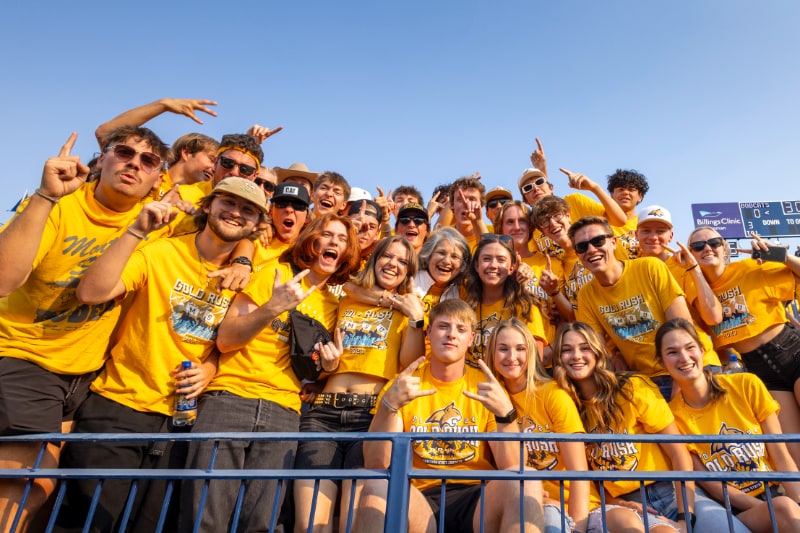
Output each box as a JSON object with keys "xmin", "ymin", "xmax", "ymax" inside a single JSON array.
[{"xmin": 314, "ymin": 392, "xmax": 378, "ymax": 409}]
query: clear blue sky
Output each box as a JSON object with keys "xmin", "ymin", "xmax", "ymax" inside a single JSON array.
[{"xmin": 2, "ymin": 1, "xmax": 799, "ymax": 247}]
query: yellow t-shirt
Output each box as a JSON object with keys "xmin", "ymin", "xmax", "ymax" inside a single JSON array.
[
  {"xmin": 378, "ymin": 361, "xmax": 498, "ymax": 491},
  {"xmin": 576, "ymin": 257, "xmax": 684, "ymax": 377},
  {"xmin": 153, "ymin": 168, "xmax": 176, "ymax": 200},
  {"xmin": 90, "ymin": 232, "xmax": 235, "ymax": 415},
  {"xmin": 700, "ymin": 260, "xmax": 796, "ymax": 350},
  {"xmin": 206, "ymin": 262, "xmax": 339, "ymax": 414},
  {"xmin": 0, "ymin": 182, "xmax": 155, "ymax": 374},
  {"xmin": 669, "ymin": 372, "xmax": 780, "ymax": 497},
  {"xmin": 337, "ymin": 296, "xmax": 408, "ymax": 379},
  {"xmin": 584, "ymin": 375, "xmax": 675, "ymax": 498},
  {"xmin": 612, "ymin": 217, "xmax": 639, "ymax": 260},
  {"xmin": 521, "ymin": 254, "xmax": 562, "ymax": 344},
  {"xmin": 512, "ymin": 381, "xmax": 602, "ymax": 513},
  {"xmin": 167, "ymin": 181, "xmax": 214, "ymax": 236},
  {"xmin": 531, "ymin": 194, "xmax": 605, "ymax": 259},
  {"xmin": 253, "ymin": 238, "xmax": 290, "ymax": 272}
]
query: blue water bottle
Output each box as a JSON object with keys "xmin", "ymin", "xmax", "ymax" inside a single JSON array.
[{"xmin": 172, "ymin": 361, "xmax": 197, "ymax": 427}]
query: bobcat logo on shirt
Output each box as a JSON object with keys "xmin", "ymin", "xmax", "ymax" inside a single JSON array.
[
  {"xmin": 587, "ymin": 427, "xmax": 640, "ymax": 472},
  {"xmin": 522, "ymin": 416, "xmax": 559, "ymax": 470},
  {"xmin": 701, "ymin": 423, "xmax": 768, "ymax": 494},
  {"xmin": 411, "ymin": 402, "xmax": 479, "ymax": 466}
]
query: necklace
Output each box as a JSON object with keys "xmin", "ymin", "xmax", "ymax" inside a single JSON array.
[
  {"xmin": 195, "ymin": 235, "xmax": 216, "ymax": 289},
  {"xmin": 680, "ymin": 390, "xmax": 710, "ymax": 410}
]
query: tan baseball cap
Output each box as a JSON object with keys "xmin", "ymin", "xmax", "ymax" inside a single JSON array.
[{"xmin": 212, "ymin": 177, "xmax": 269, "ymax": 213}]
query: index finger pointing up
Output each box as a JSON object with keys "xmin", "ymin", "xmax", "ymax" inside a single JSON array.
[
  {"xmin": 376, "ymin": 186, "xmax": 386, "ymax": 198},
  {"xmin": 59, "ymin": 132, "xmax": 78, "ymax": 157}
]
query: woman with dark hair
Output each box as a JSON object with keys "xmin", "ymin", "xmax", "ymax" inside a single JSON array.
[
  {"xmin": 462, "ymin": 233, "xmax": 546, "ymax": 368},
  {"xmin": 294, "ymin": 235, "xmax": 424, "ymax": 533},
  {"xmin": 657, "ymin": 317, "xmax": 796, "ymax": 533}
]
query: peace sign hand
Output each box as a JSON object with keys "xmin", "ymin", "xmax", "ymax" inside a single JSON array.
[
  {"xmin": 40, "ymin": 132, "xmax": 90, "ymax": 199},
  {"xmin": 382, "ymin": 356, "xmax": 436, "ymax": 411},
  {"xmin": 462, "ymin": 359, "xmax": 514, "ymax": 418}
]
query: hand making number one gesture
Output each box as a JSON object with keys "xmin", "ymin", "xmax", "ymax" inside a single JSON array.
[{"xmin": 39, "ymin": 132, "xmax": 90, "ymax": 201}]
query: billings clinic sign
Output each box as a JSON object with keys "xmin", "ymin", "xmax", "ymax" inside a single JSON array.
[{"xmin": 692, "ymin": 201, "xmax": 800, "ymax": 239}]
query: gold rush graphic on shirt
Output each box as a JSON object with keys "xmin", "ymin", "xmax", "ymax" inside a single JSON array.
[
  {"xmin": 710, "ymin": 285, "xmax": 756, "ymax": 339},
  {"xmin": 340, "ymin": 308, "xmax": 394, "ymax": 353},
  {"xmin": 521, "ymin": 415, "xmax": 560, "ymax": 470},
  {"xmin": 587, "ymin": 428, "xmax": 640, "ymax": 472},
  {"xmin": 411, "ymin": 402, "xmax": 480, "ymax": 466},
  {"xmin": 170, "ymin": 279, "xmax": 230, "ymax": 342},
  {"xmin": 598, "ymin": 294, "xmax": 657, "ymax": 342},
  {"xmin": 702, "ymin": 422, "xmax": 770, "ymax": 494}
]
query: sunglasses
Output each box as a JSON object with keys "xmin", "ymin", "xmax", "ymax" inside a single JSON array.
[
  {"xmin": 486, "ymin": 198, "xmax": 511, "ymax": 209},
  {"xmin": 398, "ymin": 216, "xmax": 427, "ymax": 226},
  {"xmin": 272, "ymin": 199, "xmax": 308, "ymax": 211},
  {"xmin": 218, "ymin": 156, "xmax": 257, "ymax": 177},
  {"xmin": 520, "ymin": 177, "xmax": 547, "ymax": 194},
  {"xmin": 479, "ymin": 233, "xmax": 513, "ymax": 245},
  {"xmin": 107, "ymin": 144, "xmax": 163, "ymax": 173},
  {"xmin": 574, "ymin": 234, "xmax": 614, "ymax": 254},
  {"xmin": 254, "ymin": 177, "xmax": 276, "ymax": 193},
  {"xmin": 689, "ymin": 237, "xmax": 724, "ymax": 253}
]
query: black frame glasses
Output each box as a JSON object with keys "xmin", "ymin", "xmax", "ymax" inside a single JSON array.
[
  {"xmin": 218, "ymin": 156, "xmax": 257, "ymax": 177},
  {"xmin": 254, "ymin": 177, "xmax": 276, "ymax": 193},
  {"xmin": 574, "ymin": 234, "xmax": 614, "ymax": 254},
  {"xmin": 107, "ymin": 144, "xmax": 163, "ymax": 173},
  {"xmin": 689, "ymin": 237, "xmax": 724, "ymax": 253},
  {"xmin": 520, "ymin": 177, "xmax": 547, "ymax": 194}
]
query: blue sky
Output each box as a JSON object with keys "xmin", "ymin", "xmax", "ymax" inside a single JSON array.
[{"xmin": 2, "ymin": 1, "xmax": 799, "ymax": 248}]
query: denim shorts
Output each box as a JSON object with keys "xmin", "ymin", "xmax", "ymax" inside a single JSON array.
[
  {"xmin": 618, "ymin": 480, "xmax": 677, "ymax": 520},
  {"xmin": 294, "ymin": 404, "xmax": 373, "ymax": 469},
  {"xmin": 587, "ymin": 504, "xmax": 678, "ymax": 533},
  {"xmin": 739, "ymin": 323, "xmax": 800, "ymax": 391}
]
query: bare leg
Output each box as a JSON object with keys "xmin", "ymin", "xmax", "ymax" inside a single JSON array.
[
  {"xmin": 771, "ymin": 389, "xmax": 800, "ymax": 467},
  {"xmin": 474, "ymin": 479, "xmax": 544, "ymax": 533},
  {"xmin": 353, "ymin": 481, "xmax": 434, "ymax": 533},
  {"xmin": 293, "ymin": 478, "xmax": 338, "ymax": 533}
]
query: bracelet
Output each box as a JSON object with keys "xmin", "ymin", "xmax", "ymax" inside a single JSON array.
[
  {"xmin": 685, "ymin": 264, "xmax": 698, "ymax": 271},
  {"xmin": 548, "ymin": 290, "xmax": 560, "ymax": 298},
  {"xmin": 125, "ymin": 227, "xmax": 147, "ymax": 240},
  {"xmin": 381, "ymin": 396, "xmax": 399, "ymax": 413},
  {"xmin": 231, "ymin": 256, "xmax": 254, "ymax": 272},
  {"xmin": 34, "ymin": 189, "xmax": 59, "ymax": 204},
  {"xmin": 377, "ymin": 289, "xmax": 387, "ymax": 307},
  {"xmin": 675, "ymin": 512, "xmax": 696, "ymax": 528}
]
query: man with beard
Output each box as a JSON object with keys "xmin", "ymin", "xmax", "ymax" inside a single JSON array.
[{"xmin": 55, "ymin": 178, "xmax": 268, "ymax": 532}]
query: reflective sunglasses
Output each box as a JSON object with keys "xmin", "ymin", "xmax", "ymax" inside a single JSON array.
[
  {"xmin": 520, "ymin": 177, "xmax": 547, "ymax": 194},
  {"xmin": 398, "ymin": 216, "xmax": 427, "ymax": 226},
  {"xmin": 272, "ymin": 199, "xmax": 308, "ymax": 211},
  {"xmin": 254, "ymin": 177, "xmax": 276, "ymax": 193},
  {"xmin": 486, "ymin": 198, "xmax": 511, "ymax": 209},
  {"xmin": 574, "ymin": 234, "xmax": 614, "ymax": 254},
  {"xmin": 689, "ymin": 237, "xmax": 724, "ymax": 253},
  {"xmin": 218, "ymin": 156, "xmax": 257, "ymax": 177},
  {"xmin": 479, "ymin": 233, "xmax": 513, "ymax": 245},
  {"xmin": 107, "ymin": 144, "xmax": 163, "ymax": 173}
]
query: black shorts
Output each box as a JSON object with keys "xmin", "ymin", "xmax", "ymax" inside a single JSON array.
[
  {"xmin": 0, "ymin": 356, "xmax": 97, "ymax": 435},
  {"xmin": 739, "ymin": 323, "xmax": 800, "ymax": 391},
  {"xmin": 421, "ymin": 483, "xmax": 482, "ymax": 533}
]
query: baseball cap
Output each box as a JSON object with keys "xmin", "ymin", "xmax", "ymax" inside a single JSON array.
[
  {"xmin": 397, "ymin": 202, "xmax": 429, "ymax": 222},
  {"xmin": 347, "ymin": 199, "xmax": 383, "ymax": 222},
  {"xmin": 518, "ymin": 168, "xmax": 547, "ymax": 191},
  {"xmin": 348, "ymin": 187, "xmax": 372, "ymax": 202},
  {"xmin": 212, "ymin": 177, "xmax": 268, "ymax": 213},
  {"xmin": 271, "ymin": 182, "xmax": 310, "ymax": 206},
  {"xmin": 485, "ymin": 186, "xmax": 513, "ymax": 204},
  {"xmin": 637, "ymin": 205, "xmax": 673, "ymax": 229}
]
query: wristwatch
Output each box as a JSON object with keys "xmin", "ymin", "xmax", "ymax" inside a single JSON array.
[
  {"xmin": 409, "ymin": 318, "xmax": 425, "ymax": 329},
  {"xmin": 495, "ymin": 407, "xmax": 517, "ymax": 424}
]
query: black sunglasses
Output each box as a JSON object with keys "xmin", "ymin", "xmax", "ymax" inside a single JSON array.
[
  {"xmin": 272, "ymin": 199, "xmax": 308, "ymax": 211},
  {"xmin": 574, "ymin": 234, "xmax": 614, "ymax": 254},
  {"xmin": 479, "ymin": 233, "xmax": 513, "ymax": 245},
  {"xmin": 520, "ymin": 177, "xmax": 547, "ymax": 194},
  {"xmin": 486, "ymin": 198, "xmax": 511, "ymax": 209},
  {"xmin": 254, "ymin": 177, "xmax": 276, "ymax": 193},
  {"xmin": 689, "ymin": 237, "xmax": 724, "ymax": 253},
  {"xmin": 218, "ymin": 156, "xmax": 257, "ymax": 177},
  {"xmin": 398, "ymin": 216, "xmax": 427, "ymax": 226},
  {"xmin": 107, "ymin": 144, "xmax": 163, "ymax": 173}
]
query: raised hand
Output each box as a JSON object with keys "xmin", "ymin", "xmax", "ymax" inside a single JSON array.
[
  {"xmin": 462, "ymin": 359, "xmax": 514, "ymax": 417},
  {"xmin": 318, "ymin": 328, "xmax": 344, "ymax": 373},
  {"xmin": 131, "ymin": 200, "xmax": 178, "ymax": 234},
  {"xmin": 530, "ymin": 137, "xmax": 547, "ymax": 176},
  {"xmin": 539, "ymin": 254, "xmax": 559, "ymax": 296},
  {"xmin": 269, "ymin": 268, "xmax": 315, "ymax": 314},
  {"xmin": 672, "ymin": 242, "xmax": 698, "ymax": 270},
  {"xmin": 457, "ymin": 187, "xmax": 482, "ymax": 221},
  {"xmin": 382, "ymin": 356, "xmax": 436, "ymax": 411},
  {"xmin": 161, "ymin": 185, "xmax": 196, "ymax": 214},
  {"xmin": 559, "ymin": 167, "xmax": 597, "ymax": 191},
  {"xmin": 40, "ymin": 132, "xmax": 91, "ymax": 199},
  {"xmin": 161, "ymin": 98, "xmax": 218, "ymax": 124},
  {"xmin": 375, "ymin": 186, "xmax": 394, "ymax": 219},
  {"xmin": 247, "ymin": 124, "xmax": 284, "ymax": 143}
]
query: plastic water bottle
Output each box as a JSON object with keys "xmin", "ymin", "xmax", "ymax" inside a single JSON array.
[
  {"xmin": 173, "ymin": 361, "xmax": 197, "ymax": 427},
  {"xmin": 723, "ymin": 354, "xmax": 746, "ymax": 374}
]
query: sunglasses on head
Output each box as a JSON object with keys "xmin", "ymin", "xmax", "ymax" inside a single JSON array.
[
  {"xmin": 272, "ymin": 199, "xmax": 308, "ymax": 211},
  {"xmin": 521, "ymin": 177, "xmax": 547, "ymax": 194},
  {"xmin": 398, "ymin": 216, "xmax": 426, "ymax": 226},
  {"xmin": 254, "ymin": 177, "xmax": 276, "ymax": 193},
  {"xmin": 218, "ymin": 156, "xmax": 257, "ymax": 177},
  {"xmin": 689, "ymin": 237, "xmax": 724, "ymax": 252},
  {"xmin": 486, "ymin": 198, "xmax": 511, "ymax": 209},
  {"xmin": 574, "ymin": 234, "xmax": 614, "ymax": 254},
  {"xmin": 107, "ymin": 144, "xmax": 163, "ymax": 173},
  {"xmin": 479, "ymin": 233, "xmax": 513, "ymax": 246}
]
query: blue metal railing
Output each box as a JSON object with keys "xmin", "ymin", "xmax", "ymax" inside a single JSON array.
[{"xmin": 2, "ymin": 431, "xmax": 800, "ymax": 532}]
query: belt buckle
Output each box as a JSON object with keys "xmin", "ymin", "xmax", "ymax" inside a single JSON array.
[{"xmin": 333, "ymin": 394, "xmax": 349, "ymax": 408}]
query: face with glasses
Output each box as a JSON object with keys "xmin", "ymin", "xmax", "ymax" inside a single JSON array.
[
  {"xmin": 485, "ymin": 197, "xmax": 511, "ymax": 225},
  {"xmin": 254, "ymin": 167, "xmax": 277, "ymax": 199},
  {"xmin": 521, "ymin": 176, "xmax": 552, "ymax": 204},
  {"xmin": 428, "ymin": 241, "xmax": 465, "ymax": 287},
  {"xmin": 537, "ymin": 211, "xmax": 570, "ymax": 245},
  {"xmin": 688, "ymin": 228, "xmax": 727, "ymax": 269},
  {"xmin": 271, "ymin": 197, "xmax": 309, "ymax": 243},
  {"xmin": 396, "ymin": 214, "xmax": 428, "ymax": 251},
  {"xmin": 213, "ymin": 149, "xmax": 259, "ymax": 183},
  {"xmin": 571, "ymin": 224, "xmax": 617, "ymax": 275},
  {"xmin": 98, "ymin": 138, "xmax": 164, "ymax": 203}
]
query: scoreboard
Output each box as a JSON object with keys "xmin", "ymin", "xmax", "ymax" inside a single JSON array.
[{"xmin": 691, "ymin": 201, "xmax": 800, "ymax": 239}]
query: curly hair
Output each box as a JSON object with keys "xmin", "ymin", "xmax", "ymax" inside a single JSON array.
[
  {"xmin": 351, "ymin": 235, "xmax": 418, "ymax": 294},
  {"xmin": 531, "ymin": 196, "xmax": 570, "ymax": 232},
  {"xmin": 218, "ymin": 133, "xmax": 264, "ymax": 167},
  {"xmin": 280, "ymin": 214, "xmax": 360, "ymax": 286},
  {"xmin": 606, "ymin": 169, "xmax": 649, "ymax": 197}
]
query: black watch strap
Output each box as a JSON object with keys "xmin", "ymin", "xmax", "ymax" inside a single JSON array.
[{"xmin": 495, "ymin": 407, "xmax": 517, "ymax": 424}]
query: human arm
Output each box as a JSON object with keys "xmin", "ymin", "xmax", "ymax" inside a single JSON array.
[
  {"xmin": 558, "ymin": 168, "xmax": 627, "ymax": 226},
  {"xmin": 207, "ymin": 238, "xmax": 255, "ymax": 291},
  {"xmin": 95, "ymin": 98, "xmax": 218, "ymax": 146},
  {"xmin": 761, "ymin": 412, "xmax": 800, "ymax": 501},
  {"xmin": 560, "ymin": 440, "xmax": 590, "ymax": 532},
  {"xmin": 77, "ymin": 201, "xmax": 177, "ymax": 304},
  {"xmin": 657, "ymin": 422, "xmax": 695, "ymax": 520},
  {"xmin": 529, "ymin": 137, "xmax": 547, "ymax": 176},
  {"xmin": 374, "ymin": 187, "xmax": 394, "ymax": 237},
  {"xmin": 216, "ymin": 268, "xmax": 314, "ymax": 353},
  {"xmin": 363, "ymin": 357, "xmax": 435, "ymax": 469},
  {"xmin": 172, "ymin": 350, "xmax": 220, "ymax": 400},
  {"xmin": 674, "ymin": 241, "xmax": 723, "ymax": 325},
  {"xmin": 538, "ymin": 254, "xmax": 575, "ymax": 322},
  {"xmin": 0, "ymin": 133, "xmax": 90, "ymax": 296}
]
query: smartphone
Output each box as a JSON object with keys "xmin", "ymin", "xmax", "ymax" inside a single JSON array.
[{"xmin": 752, "ymin": 245, "xmax": 787, "ymax": 263}]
